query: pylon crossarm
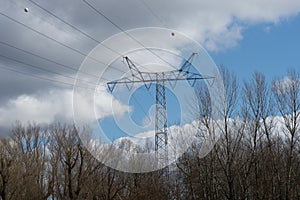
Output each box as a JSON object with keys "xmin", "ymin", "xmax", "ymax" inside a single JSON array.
[
  {"xmin": 107, "ymin": 53, "xmax": 215, "ymax": 92},
  {"xmin": 179, "ymin": 52, "xmax": 197, "ymax": 72},
  {"xmin": 108, "ymin": 76, "xmax": 211, "ymax": 85},
  {"xmin": 124, "ymin": 56, "xmax": 145, "ymax": 81},
  {"xmin": 107, "ymin": 77, "xmax": 213, "ymax": 92},
  {"xmin": 107, "ymin": 72, "xmax": 213, "ymax": 92}
]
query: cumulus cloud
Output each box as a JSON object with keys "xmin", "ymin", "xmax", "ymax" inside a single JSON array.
[
  {"xmin": 111, "ymin": 111, "xmax": 299, "ymax": 167},
  {"xmin": 164, "ymin": 0, "xmax": 300, "ymax": 51},
  {"xmin": 0, "ymin": 88, "xmax": 130, "ymax": 129},
  {"xmin": 0, "ymin": 90, "xmax": 72, "ymax": 126},
  {"xmin": 273, "ymin": 73, "xmax": 300, "ymax": 95}
]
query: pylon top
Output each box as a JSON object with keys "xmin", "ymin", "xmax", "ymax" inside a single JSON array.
[{"xmin": 107, "ymin": 53, "xmax": 213, "ymax": 92}]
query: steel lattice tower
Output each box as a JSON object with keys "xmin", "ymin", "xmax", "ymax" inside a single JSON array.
[
  {"xmin": 107, "ymin": 53, "xmax": 211, "ymax": 168},
  {"xmin": 155, "ymin": 74, "xmax": 168, "ymax": 168}
]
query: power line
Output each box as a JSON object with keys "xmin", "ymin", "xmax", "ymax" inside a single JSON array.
[
  {"xmin": 0, "ymin": 9, "xmax": 158, "ymax": 81},
  {"xmin": 0, "ymin": 40, "xmax": 98, "ymax": 79},
  {"xmin": 0, "ymin": 50, "xmax": 154, "ymax": 120},
  {"xmin": 1, "ymin": 2, "xmax": 179, "ymax": 77},
  {"xmin": 6, "ymin": 0, "xmax": 183, "ymax": 78},
  {"xmin": 24, "ymin": 0, "xmax": 161, "ymax": 74},
  {"xmin": 27, "ymin": 0, "xmax": 99, "ymax": 44},
  {"xmin": 81, "ymin": 0, "xmax": 178, "ymax": 70},
  {"xmin": 0, "ymin": 12, "xmax": 125, "ymax": 75},
  {"xmin": 0, "ymin": 4, "xmax": 162, "ymax": 121},
  {"xmin": 131, "ymin": 95, "xmax": 151, "ymax": 122},
  {"xmin": 0, "ymin": 1, "xmax": 180, "ymax": 126},
  {"xmin": 138, "ymin": 0, "xmax": 168, "ymax": 28},
  {"xmin": 0, "ymin": 63, "xmax": 95, "ymax": 90},
  {"xmin": 0, "ymin": 40, "xmax": 152, "ymax": 96},
  {"xmin": 0, "ymin": 6, "xmax": 157, "ymax": 101},
  {"xmin": 26, "ymin": 0, "xmax": 126, "ymax": 58},
  {"xmin": 0, "ymin": 50, "xmax": 153, "ymax": 119},
  {"xmin": 0, "ymin": 53, "xmax": 96, "ymax": 87},
  {"xmin": 0, "ymin": 38, "xmax": 156, "ymax": 103},
  {"xmin": 0, "ymin": 63, "xmax": 152, "ymax": 121},
  {"xmin": 0, "ymin": 51, "xmax": 153, "ymax": 120}
]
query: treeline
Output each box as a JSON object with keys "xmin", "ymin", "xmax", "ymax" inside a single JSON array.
[{"xmin": 0, "ymin": 68, "xmax": 299, "ymax": 200}]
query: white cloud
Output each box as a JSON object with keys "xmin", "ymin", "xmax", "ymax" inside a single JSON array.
[
  {"xmin": 112, "ymin": 110, "xmax": 300, "ymax": 162},
  {"xmin": 0, "ymin": 90, "xmax": 72, "ymax": 126},
  {"xmin": 94, "ymin": 85, "xmax": 132, "ymax": 119},
  {"xmin": 0, "ymin": 88, "xmax": 130, "ymax": 128},
  {"xmin": 273, "ymin": 75, "xmax": 300, "ymax": 94},
  {"xmin": 149, "ymin": 0, "xmax": 300, "ymax": 51}
]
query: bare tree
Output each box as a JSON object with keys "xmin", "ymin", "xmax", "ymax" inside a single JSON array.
[
  {"xmin": 0, "ymin": 138, "xmax": 14, "ymax": 200},
  {"xmin": 213, "ymin": 66, "xmax": 244, "ymax": 200},
  {"xmin": 48, "ymin": 124, "xmax": 85, "ymax": 200},
  {"xmin": 242, "ymin": 72, "xmax": 280, "ymax": 199},
  {"xmin": 8, "ymin": 122, "xmax": 50, "ymax": 199},
  {"xmin": 273, "ymin": 69, "xmax": 300, "ymax": 200}
]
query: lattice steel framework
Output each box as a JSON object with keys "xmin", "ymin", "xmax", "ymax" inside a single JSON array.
[
  {"xmin": 107, "ymin": 53, "xmax": 212, "ymax": 168},
  {"xmin": 155, "ymin": 74, "xmax": 168, "ymax": 168}
]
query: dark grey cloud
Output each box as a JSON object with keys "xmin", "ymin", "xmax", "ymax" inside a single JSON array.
[{"xmin": 0, "ymin": 69, "xmax": 53, "ymax": 103}]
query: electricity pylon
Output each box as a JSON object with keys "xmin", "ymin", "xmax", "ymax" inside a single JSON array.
[{"xmin": 107, "ymin": 53, "xmax": 212, "ymax": 169}]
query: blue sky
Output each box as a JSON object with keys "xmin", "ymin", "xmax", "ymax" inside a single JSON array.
[
  {"xmin": 100, "ymin": 82, "xmax": 182, "ymax": 141},
  {"xmin": 211, "ymin": 14, "xmax": 300, "ymax": 83}
]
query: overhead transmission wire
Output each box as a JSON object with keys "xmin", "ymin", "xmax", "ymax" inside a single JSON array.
[
  {"xmin": 2, "ymin": 39, "xmax": 156, "ymax": 108},
  {"xmin": 0, "ymin": 63, "xmax": 96, "ymax": 91},
  {"xmin": 0, "ymin": 2, "xmax": 158, "ymax": 87},
  {"xmin": 0, "ymin": 42, "xmax": 119, "ymax": 93},
  {"xmin": 132, "ymin": 0, "xmax": 170, "ymax": 101},
  {"xmin": 79, "ymin": 0, "xmax": 171, "ymax": 104},
  {"xmin": 0, "ymin": 58, "xmax": 141, "ymax": 98},
  {"xmin": 0, "ymin": 56, "xmax": 151, "ymax": 124},
  {"xmin": 0, "ymin": 1, "xmax": 168, "ymax": 120},
  {"xmin": 0, "ymin": 13, "xmax": 154, "ymax": 117},
  {"xmin": 81, "ymin": 0, "xmax": 179, "ymax": 119},
  {"xmin": 26, "ymin": 0, "xmax": 126, "ymax": 58},
  {"xmin": 81, "ymin": 0, "xmax": 178, "ymax": 70},
  {"xmin": 26, "ymin": 0, "xmax": 177, "ymax": 73},
  {"xmin": 0, "ymin": 58, "xmax": 122, "ymax": 93},
  {"xmin": 26, "ymin": 0, "xmax": 160, "ymax": 75},
  {"xmin": 4, "ymin": 1, "xmax": 174, "ymax": 91},
  {"xmin": 30, "ymin": 0, "xmax": 204, "ymax": 122},
  {"xmin": 24, "ymin": 0, "xmax": 165, "ymax": 81},
  {"xmin": 0, "ymin": 10, "xmax": 102, "ymax": 90},
  {"xmin": 0, "ymin": 61, "xmax": 151, "ymax": 121},
  {"xmin": 0, "ymin": 20, "xmax": 151, "ymax": 122},
  {"xmin": 0, "ymin": 40, "xmax": 98, "ymax": 79},
  {"xmin": 0, "ymin": 50, "xmax": 151, "ymax": 119},
  {"xmin": 0, "ymin": 40, "xmax": 155, "ymax": 101},
  {"xmin": 0, "ymin": 10, "xmax": 148, "ymax": 92},
  {"xmin": 17, "ymin": 0, "xmax": 172, "ymax": 77},
  {"xmin": 0, "ymin": 12, "xmax": 126, "ymax": 75},
  {"xmin": 0, "ymin": 53, "xmax": 96, "ymax": 86},
  {"xmin": 27, "ymin": 0, "xmax": 157, "ymax": 106},
  {"xmin": 6, "ymin": 0, "xmax": 178, "ymax": 78},
  {"xmin": 138, "ymin": 0, "xmax": 168, "ymax": 28}
]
